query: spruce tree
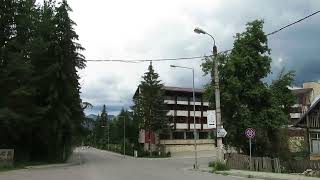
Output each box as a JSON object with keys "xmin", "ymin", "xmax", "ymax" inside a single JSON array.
[
  {"xmin": 133, "ymin": 62, "xmax": 168, "ymax": 154},
  {"xmin": 0, "ymin": 0, "xmax": 86, "ymax": 162},
  {"xmin": 100, "ymin": 105, "xmax": 108, "ymax": 148}
]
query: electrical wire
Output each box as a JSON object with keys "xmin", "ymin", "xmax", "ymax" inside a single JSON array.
[
  {"xmin": 266, "ymin": 10, "xmax": 320, "ymax": 36},
  {"xmin": 86, "ymin": 10, "xmax": 320, "ymax": 63},
  {"xmin": 86, "ymin": 56, "xmax": 212, "ymax": 63}
]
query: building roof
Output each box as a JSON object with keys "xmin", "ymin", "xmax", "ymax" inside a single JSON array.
[
  {"xmin": 163, "ymin": 86, "xmax": 205, "ymax": 93},
  {"xmin": 289, "ymin": 87, "xmax": 313, "ymax": 95},
  {"xmin": 133, "ymin": 86, "xmax": 205, "ymax": 98}
]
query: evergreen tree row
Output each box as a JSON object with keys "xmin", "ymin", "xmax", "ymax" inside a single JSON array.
[{"xmin": 0, "ymin": 0, "xmax": 86, "ymax": 162}]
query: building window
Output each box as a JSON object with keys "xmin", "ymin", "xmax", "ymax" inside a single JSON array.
[
  {"xmin": 173, "ymin": 132, "xmax": 184, "ymax": 139},
  {"xmin": 290, "ymin": 107, "xmax": 303, "ymax": 113},
  {"xmin": 177, "ymin": 96, "xmax": 188, "ymax": 101},
  {"xmin": 159, "ymin": 133, "xmax": 170, "ymax": 140},
  {"xmin": 311, "ymin": 133, "xmax": 320, "ymax": 154},
  {"xmin": 199, "ymin": 132, "xmax": 209, "ymax": 139},
  {"xmin": 196, "ymin": 117, "xmax": 201, "ymax": 124},
  {"xmin": 202, "ymin": 117, "xmax": 207, "ymax": 124},
  {"xmin": 168, "ymin": 116, "xmax": 174, "ymax": 123},
  {"xmin": 186, "ymin": 132, "xmax": 194, "ymax": 139},
  {"xmin": 165, "ymin": 96, "xmax": 175, "ymax": 100},
  {"xmin": 176, "ymin": 116, "xmax": 188, "ymax": 123},
  {"xmin": 195, "ymin": 97, "xmax": 201, "ymax": 102}
]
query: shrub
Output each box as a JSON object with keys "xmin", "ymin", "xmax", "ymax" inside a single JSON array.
[
  {"xmin": 166, "ymin": 151, "xmax": 171, "ymax": 157},
  {"xmin": 208, "ymin": 161, "xmax": 229, "ymax": 171}
]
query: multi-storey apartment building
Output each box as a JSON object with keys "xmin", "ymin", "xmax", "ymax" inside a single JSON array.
[{"xmin": 135, "ymin": 86, "xmax": 216, "ymax": 154}]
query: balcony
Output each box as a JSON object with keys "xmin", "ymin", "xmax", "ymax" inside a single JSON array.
[
  {"xmin": 164, "ymin": 99, "xmax": 175, "ymax": 104},
  {"xmin": 290, "ymin": 113, "xmax": 302, "ymax": 119},
  {"xmin": 167, "ymin": 110, "xmax": 207, "ymax": 117},
  {"xmin": 172, "ymin": 123, "xmax": 213, "ymax": 130}
]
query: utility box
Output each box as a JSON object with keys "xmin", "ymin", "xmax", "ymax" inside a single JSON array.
[{"xmin": 134, "ymin": 150, "xmax": 138, "ymax": 158}]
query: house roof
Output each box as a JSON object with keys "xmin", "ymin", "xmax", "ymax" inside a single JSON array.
[{"xmin": 290, "ymin": 87, "xmax": 313, "ymax": 95}]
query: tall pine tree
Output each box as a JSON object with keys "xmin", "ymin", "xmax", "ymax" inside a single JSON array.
[
  {"xmin": 133, "ymin": 62, "xmax": 168, "ymax": 154},
  {"xmin": 0, "ymin": 0, "xmax": 86, "ymax": 162}
]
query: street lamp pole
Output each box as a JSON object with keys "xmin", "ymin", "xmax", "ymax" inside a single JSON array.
[
  {"xmin": 124, "ymin": 115, "xmax": 125, "ymax": 158},
  {"xmin": 170, "ymin": 65, "xmax": 198, "ymax": 169},
  {"xmin": 191, "ymin": 68, "xmax": 198, "ymax": 169},
  {"xmin": 194, "ymin": 27, "xmax": 223, "ymax": 161},
  {"xmin": 117, "ymin": 115, "xmax": 126, "ymax": 158},
  {"xmin": 108, "ymin": 123, "xmax": 110, "ymax": 150},
  {"xmin": 101, "ymin": 125, "xmax": 108, "ymax": 150}
]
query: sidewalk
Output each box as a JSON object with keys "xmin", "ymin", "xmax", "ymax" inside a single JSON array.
[{"xmin": 199, "ymin": 167, "xmax": 320, "ymax": 180}]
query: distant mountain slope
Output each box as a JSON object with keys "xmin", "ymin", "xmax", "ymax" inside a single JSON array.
[{"xmin": 86, "ymin": 114, "xmax": 115, "ymax": 121}]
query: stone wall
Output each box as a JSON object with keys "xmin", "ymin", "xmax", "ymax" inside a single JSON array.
[{"xmin": 0, "ymin": 149, "xmax": 14, "ymax": 166}]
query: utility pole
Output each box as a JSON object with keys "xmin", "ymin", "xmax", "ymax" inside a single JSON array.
[
  {"xmin": 194, "ymin": 27, "xmax": 224, "ymax": 161},
  {"xmin": 213, "ymin": 45, "xmax": 223, "ymax": 161},
  {"xmin": 108, "ymin": 123, "xmax": 110, "ymax": 150},
  {"xmin": 192, "ymin": 68, "xmax": 198, "ymax": 169},
  {"xmin": 123, "ymin": 115, "xmax": 126, "ymax": 158},
  {"xmin": 170, "ymin": 65, "xmax": 197, "ymax": 169}
]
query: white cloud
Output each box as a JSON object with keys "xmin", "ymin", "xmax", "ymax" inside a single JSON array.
[{"xmin": 63, "ymin": 0, "xmax": 320, "ymax": 115}]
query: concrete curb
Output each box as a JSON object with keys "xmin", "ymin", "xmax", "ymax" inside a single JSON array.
[
  {"xmin": 197, "ymin": 167, "xmax": 318, "ymax": 180},
  {"xmin": 214, "ymin": 171, "xmax": 282, "ymax": 180},
  {"xmin": 196, "ymin": 168, "xmax": 282, "ymax": 180},
  {"xmin": 25, "ymin": 163, "xmax": 74, "ymax": 170}
]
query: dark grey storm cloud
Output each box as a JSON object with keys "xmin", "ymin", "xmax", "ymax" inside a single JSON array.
[{"xmin": 268, "ymin": 11, "xmax": 320, "ymax": 84}]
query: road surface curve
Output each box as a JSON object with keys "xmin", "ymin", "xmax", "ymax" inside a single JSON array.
[{"xmin": 0, "ymin": 147, "xmax": 247, "ymax": 180}]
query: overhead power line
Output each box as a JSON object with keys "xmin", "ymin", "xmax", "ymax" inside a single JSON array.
[
  {"xmin": 86, "ymin": 10, "xmax": 320, "ymax": 63},
  {"xmin": 86, "ymin": 56, "xmax": 211, "ymax": 63},
  {"xmin": 266, "ymin": 10, "xmax": 320, "ymax": 36}
]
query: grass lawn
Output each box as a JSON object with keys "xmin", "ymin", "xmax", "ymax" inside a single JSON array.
[{"xmin": 0, "ymin": 161, "xmax": 58, "ymax": 172}]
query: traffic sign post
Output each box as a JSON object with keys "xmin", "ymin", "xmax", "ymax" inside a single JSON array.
[
  {"xmin": 245, "ymin": 128, "xmax": 255, "ymax": 171},
  {"xmin": 217, "ymin": 127, "xmax": 227, "ymax": 138}
]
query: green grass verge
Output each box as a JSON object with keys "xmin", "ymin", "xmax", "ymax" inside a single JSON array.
[
  {"xmin": 0, "ymin": 161, "xmax": 62, "ymax": 172},
  {"xmin": 208, "ymin": 161, "xmax": 230, "ymax": 172}
]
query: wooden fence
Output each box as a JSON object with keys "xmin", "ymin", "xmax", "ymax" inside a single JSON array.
[
  {"xmin": 225, "ymin": 153, "xmax": 281, "ymax": 173},
  {"xmin": 282, "ymin": 160, "xmax": 320, "ymax": 173}
]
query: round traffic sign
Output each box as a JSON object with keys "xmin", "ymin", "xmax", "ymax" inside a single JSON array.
[{"xmin": 245, "ymin": 128, "xmax": 255, "ymax": 138}]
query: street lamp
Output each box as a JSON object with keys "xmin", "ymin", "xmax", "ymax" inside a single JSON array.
[
  {"xmin": 170, "ymin": 65, "xmax": 198, "ymax": 169},
  {"xmin": 194, "ymin": 27, "xmax": 222, "ymax": 161},
  {"xmin": 118, "ymin": 109, "xmax": 132, "ymax": 158},
  {"xmin": 117, "ymin": 115, "xmax": 126, "ymax": 158},
  {"xmin": 101, "ymin": 124, "xmax": 110, "ymax": 151}
]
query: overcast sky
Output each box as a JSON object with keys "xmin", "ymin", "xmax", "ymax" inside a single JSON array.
[{"xmin": 63, "ymin": 0, "xmax": 320, "ymax": 115}]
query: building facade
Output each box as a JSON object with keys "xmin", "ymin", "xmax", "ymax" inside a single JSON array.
[
  {"xmin": 295, "ymin": 97, "xmax": 320, "ymax": 160},
  {"xmin": 135, "ymin": 86, "xmax": 216, "ymax": 154},
  {"xmin": 290, "ymin": 82, "xmax": 320, "ymax": 158},
  {"xmin": 289, "ymin": 82, "xmax": 320, "ymax": 123}
]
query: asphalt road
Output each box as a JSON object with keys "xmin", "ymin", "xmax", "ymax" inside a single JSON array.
[{"xmin": 0, "ymin": 148, "xmax": 248, "ymax": 180}]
